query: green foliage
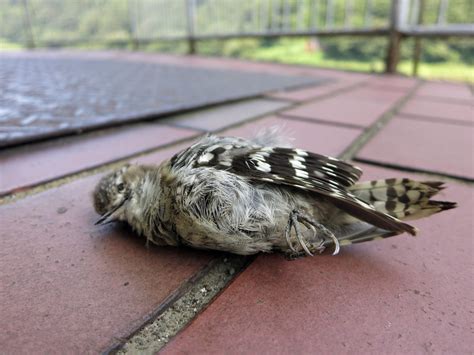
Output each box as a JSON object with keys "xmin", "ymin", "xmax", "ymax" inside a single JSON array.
[
  {"xmin": 320, "ymin": 37, "xmax": 387, "ymax": 61},
  {"xmin": 320, "ymin": 37, "xmax": 473, "ymax": 65},
  {"xmin": 140, "ymin": 40, "xmax": 188, "ymax": 54},
  {"xmin": 237, "ymin": 38, "xmax": 472, "ymax": 82},
  {"xmin": 421, "ymin": 41, "xmax": 460, "ymax": 63},
  {"xmin": 449, "ymin": 38, "xmax": 474, "ymax": 64},
  {"xmin": 222, "ymin": 38, "xmax": 261, "ymax": 57}
]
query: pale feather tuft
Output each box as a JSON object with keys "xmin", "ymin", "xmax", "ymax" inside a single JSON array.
[{"xmin": 251, "ymin": 125, "xmax": 294, "ymax": 148}]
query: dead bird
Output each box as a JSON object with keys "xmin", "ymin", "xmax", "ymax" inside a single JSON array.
[{"xmin": 92, "ymin": 132, "xmax": 456, "ymax": 259}]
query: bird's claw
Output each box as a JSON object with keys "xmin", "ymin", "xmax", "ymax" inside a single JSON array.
[{"xmin": 284, "ymin": 210, "xmax": 340, "ymax": 257}]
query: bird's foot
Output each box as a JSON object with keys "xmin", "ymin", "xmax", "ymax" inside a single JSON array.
[{"xmin": 284, "ymin": 210, "xmax": 340, "ymax": 257}]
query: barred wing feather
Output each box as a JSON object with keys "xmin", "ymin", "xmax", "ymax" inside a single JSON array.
[{"xmin": 224, "ymin": 147, "xmax": 417, "ymax": 236}]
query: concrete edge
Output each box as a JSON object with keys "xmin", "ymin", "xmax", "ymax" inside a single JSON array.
[
  {"xmin": 0, "ymin": 58, "xmax": 327, "ymax": 149},
  {"xmin": 1, "ymin": 76, "xmax": 366, "ymax": 206}
]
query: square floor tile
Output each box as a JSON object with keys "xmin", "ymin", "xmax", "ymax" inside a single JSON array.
[
  {"xmin": 357, "ymin": 117, "xmax": 474, "ymax": 179},
  {"xmin": 400, "ymin": 97, "xmax": 472, "ymax": 124},
  {"xmin": 283, "ymin": 95, "xmax": 395, "ymax": 128}
]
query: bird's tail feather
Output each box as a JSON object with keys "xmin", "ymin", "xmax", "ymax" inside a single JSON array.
[
  {"xmin": 330, "ymin": 178, "xmax": 456, "ymax": 248},
  {"xmin": 349, "ymin": 178, "xmax": 456, "ymax": 221}
]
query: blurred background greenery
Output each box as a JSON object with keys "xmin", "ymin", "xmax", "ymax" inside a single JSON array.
[
  {"xmin": 1, "ymin": 0, "xmax": 472, "ymax": 82},
  {"xmin": 196, "ymin": 37, "xmax": 473, "ymax": 82}
]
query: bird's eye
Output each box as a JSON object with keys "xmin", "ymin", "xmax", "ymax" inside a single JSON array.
[{"xmin": 117, "ymin": 183, "xmax": 125, "ymax": 192}]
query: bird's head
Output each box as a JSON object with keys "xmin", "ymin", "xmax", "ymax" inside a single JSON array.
[{"xmin": 92, "ymin": 164, "xmax": 145, "ymax": 225}]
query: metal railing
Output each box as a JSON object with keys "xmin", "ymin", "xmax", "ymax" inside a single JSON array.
[{"xmin": 11, "ymin": 0, "xmax": 474, "ymax": 74}]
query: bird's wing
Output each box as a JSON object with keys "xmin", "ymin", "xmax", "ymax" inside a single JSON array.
[
  {"xmin": 175, "ymin": 139, "xmax": 417, "ymax": 235},
  {"xmin": 170, "ymin": 136, "xmax": 416, "ymax": 235}
]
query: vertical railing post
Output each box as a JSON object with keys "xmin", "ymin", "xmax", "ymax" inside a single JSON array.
[
  {"xmin": 438, "ymin": 0, "xmax": 449, "ymax": 25},
  {"xmin": 21, "ymin": 0, "xmax": 35, "ymax": 49},
  {"xmin": 385, "ymin": 0, "xmax": 402, "ymax": 73},
  {"xmin": 310, "ymin": 0, "xmax": 318, "ymax": 29},
  {"xmin": 326, "ymin": 0, "xmax": 334, "ymax": 29},
  {"xmin": 345, "ymin": 0, "xmax": 354, "ymax": 29},
  {"xmin": 213, "ymin": 0, "xmax": 221, "ymax": 35},
  {"xmin": 260, "ymin": 0, "xmax": 268, "ymax": 33},
  {"xmin": 296, "ymin": 0, "xmax": 304, "ymax": 30},
  {"xmin": 412, "ymin": 0, "xmax": 425, "ymax": 76},
  {"xmin": 185, "ymin": 0, "xmax": 196, "ymax": 54},
  {"xmin": 283, "ymin": 0, "xmax": 291, "ymax": 31},
  {"xmin": 253, "ymin": 0, "xmax": 259, "ymax": 33},
  {"xmin": 409, "ymin": 0, "xmax": 419, "ymax": 25},
  {"xmin": 271, "ymin": 0, "xmax": 280, "ymax": 33},
  {"xmin": 364, "ymin": 0, "xmax": 373, "ymax": 28},
  {"xmin": 127, "ymin": 0, "xmax": 139, "ymax": 50}
]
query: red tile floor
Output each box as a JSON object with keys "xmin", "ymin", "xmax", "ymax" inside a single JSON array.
[{"xmin": 1, "ymin": 52, "xmax": 472, "ymax": 354}]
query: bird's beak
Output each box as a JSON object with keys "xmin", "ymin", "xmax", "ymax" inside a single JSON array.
[
  {"xmin": 94, "ymin": 198, "xmax": 127, "ymax": 225},
  {"xmin": 94, "ymin": 209, "xmax": 116, "ymax": 225}
]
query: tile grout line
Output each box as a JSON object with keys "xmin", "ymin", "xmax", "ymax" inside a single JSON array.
[
  {"xmin": 105, "ymin": 254, "xmax": 254, "ymax": 355},
  {"xmin": 0, "ymin": 132, "xmax": 205, "ymax": 205},
  {"xmin": 160, "ymin": 97, "xmax": 294, "ymax": 134},
  {"xmin": 276, "ymin": 112, "xmax": 366, "ymax": 130},
  {"xmin": 207, "ymin": 80, "xmax": 370, "ymax": 135},
  {"xmin": 281, "ymin": 78, "xmax": 471, "ymax": 181},
  {"xmin": 339, "ymin": 81, "xmax": 473, "ymax": 183},
  {"xmin": 338, "ymin": 81, "xmax": 423, "ymax": 161},
  {"xmin": 265, "ymin": 79, "xmax": 369, "ymax": 105},
  {"xmin": 413, "ymin": 95, "xmax": 473, "ymax": 106},
  {"xmin": 396, "ymin": 112, "xmax": 473, "ymax": 127},
  {"xmin": 165, "ymin": 80, "xmax": 369, "ymax": 134},
  {"xmin": 354, "ymin": 158, "xmax": 474, "ymax": 184}
]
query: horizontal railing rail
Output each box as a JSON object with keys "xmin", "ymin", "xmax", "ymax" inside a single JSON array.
[{"xmin": 6, "ymin": 0, "xmax": 473, "ymax": 74}]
